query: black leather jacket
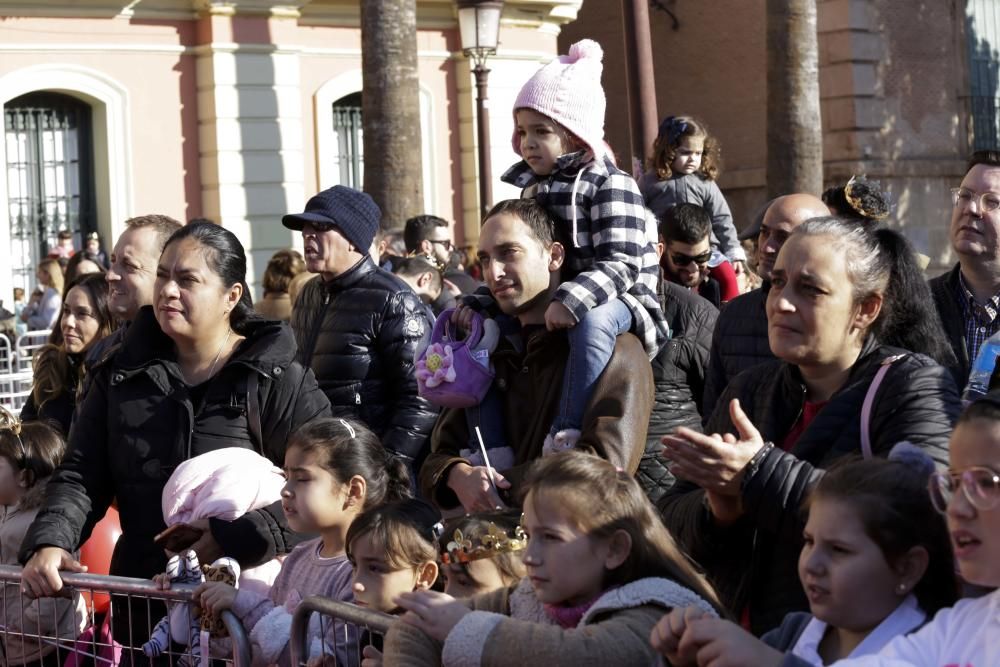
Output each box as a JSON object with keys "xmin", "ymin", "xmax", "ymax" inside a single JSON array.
[
  {"xmin": 659, "ymin": 338, "xmax": 960, "ymax": 635},
  {"xmin": 290, "ymin": 256, "xmax": 438, "ymax": 466},
  {"xmin": 638, "ymin": 282, "xmax": 718, "ymax": 503},
  {"xmin": 702, "ymin": 285, "xmax": 775, "ymax": 420},
  {"xmin": 20, "ymin": 307, "xmax": 331, "ymax": 579}
]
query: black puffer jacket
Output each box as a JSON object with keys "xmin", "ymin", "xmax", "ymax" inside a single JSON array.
[
  {"xmin": 659, "ymin": 339, "xmax": 959, "ymax": 635},
  {"xmin": 20, "ymin": 307, "xmax": 331, "ymax": 580},
  {"xmin": 638, "ymin": 282, "xmax": 718, "ymax": 503},
  {"xmin": 290, "ymin": 257, "xmax": 438, "ymax": 466},
  {"xmin": 702, "ymin": 285, "xmax": 775, "ymax": 420}
]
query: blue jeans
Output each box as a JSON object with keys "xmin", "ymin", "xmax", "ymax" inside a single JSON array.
[{"xmin": 554, "ymin": 298, "xmax": 633, "ymax": 433}]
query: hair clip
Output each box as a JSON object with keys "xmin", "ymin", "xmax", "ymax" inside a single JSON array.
[
  {"xmin": 658, "ymin": 116, "xmax": 689, "ymax": 147},
  {"xmin": 339, "ymin": 419, "xmax": 356, "ymax": 439},
  {"xmin": 441, "ymin": 522, "xmax": 528, "ymax": 564},
  {"xmin": 0, "ymin": 406, "xmax": 27, "ymax": 465},
  {"xmin": 431, "ymin": 521, "xmax": 445, "ymax": 541},
  {"xmin": 844, "ymin": 175, "xmax": 891, "ymax": 221}
]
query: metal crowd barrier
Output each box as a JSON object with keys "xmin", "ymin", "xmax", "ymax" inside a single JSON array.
[
  {"xmin": 289, "ymin": 596, "xmax": 395, "ymax": 667},
  {"xmin": 0, "ymin": 565, "xmax": 251, "ymax": 667}
]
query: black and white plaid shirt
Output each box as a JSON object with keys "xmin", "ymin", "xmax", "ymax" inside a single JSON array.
[
  {"xmin": 467, "ymin": 152, "xmax": 668, "ymax": 359},
  {"xmin": 957, "ymin": 271, "xmax": 1000, "ymax": 364}
]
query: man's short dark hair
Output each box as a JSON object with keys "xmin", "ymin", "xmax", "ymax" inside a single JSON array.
[
  {"xmin": 394, "ymin": 256, "xmax": 443, "ymax": 293},
  {"xmin": 659, "ymin": 203, "xmax": 711, "ymax": 245},
  {"xmin": 404, "ymin": 215, "xmax": 449, "ymax": 253},
  {"xmin": 967, "ymin": 150, "xmax": 1000, "ymax": 174},
  {"xmin": 484, "ymin": 199, "xmax": 555, "ymax": 247},
  {"xmin": 124, "ymin": 214, "xmax": 183, "ymax": 252}
]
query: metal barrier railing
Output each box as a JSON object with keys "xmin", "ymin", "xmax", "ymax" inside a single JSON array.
[
  {"xmin": 0, "ymin": 564, "xmax": 251, "ymax": 667},
  {"xmin": 289, "ymin": 595, "xmax": 395, "ymax": 667}
]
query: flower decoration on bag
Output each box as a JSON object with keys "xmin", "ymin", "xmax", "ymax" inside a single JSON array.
[{"xmin": 416, "ymin": 343, "xmax": 457, "ymax": 388}]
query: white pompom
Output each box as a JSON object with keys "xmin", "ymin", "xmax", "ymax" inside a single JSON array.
[{"xmin": 568, "ymin": 39, "xmax": 603, "ymax": 63}]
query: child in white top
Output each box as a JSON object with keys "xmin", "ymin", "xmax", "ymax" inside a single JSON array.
[
  {"xmin": 828, "ymin": 398, "xmax": 1000, "ymax": 666},
  {"xmin": 652, "ymin": 446, "xmax": 958, "ymax": 666}
]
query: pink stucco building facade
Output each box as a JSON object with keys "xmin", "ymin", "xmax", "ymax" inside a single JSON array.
[{"xmin": 0, "ymin": 0, "xmax": 583, "ymax": 304}]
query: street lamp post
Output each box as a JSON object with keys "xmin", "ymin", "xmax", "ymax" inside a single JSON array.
[{"xmin": 457, "ymin": 0, "xmax": 503, "ymax": 219}]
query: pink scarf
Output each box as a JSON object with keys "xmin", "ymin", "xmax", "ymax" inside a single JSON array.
[{"xmin": 543, "ymin": 591, "xmax": 608, "ymax": 629}]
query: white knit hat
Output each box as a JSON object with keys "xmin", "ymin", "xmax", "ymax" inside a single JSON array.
[{"xmin": 511, "ymin": 39, "xmax": 607, "ymax": 161}]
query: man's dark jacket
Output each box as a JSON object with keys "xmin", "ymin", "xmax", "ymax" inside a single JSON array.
[
  {"xmin": 928, "ymin": 262, "xmax": 1000, "ymax": 391},
  {"xmin": 290, "ymin": 256, "xmax": 438, "ymax": 466},
  {"xmin": 659, "ymin": 338, "xmax": 960, "ymax": 635},
  {"xmin": 639, "ymin": 282, "xmax": 718, "ymax": 503},
  {"xmin": 20, "ymin": 307, "xmax": 331, "ymax": 580},
  {"xmin": 702, "ymin": 284, "xmax": 775, "ymax": 419}
]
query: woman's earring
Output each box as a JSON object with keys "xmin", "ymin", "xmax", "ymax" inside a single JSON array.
[{"xmin": 895, "ymin": 583, "xmax": 907, "ymax": 595}]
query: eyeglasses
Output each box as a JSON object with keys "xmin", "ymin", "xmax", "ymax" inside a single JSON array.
[
  {"xmin": 0, "ymin": 407, "xmax": 27, "ymax": 467},
  {"xmin": 669, "ymin": 250, "xmax": 712, "ymax": 267},
  {"xmin": 429, "ymin": 239, "xmax": 454, "ymax": 251},
  {"xmin": 928, "ymin": 466, "xmax": 1000, "ymax": 514},
  {"xmin": 951, "ymin": 187, "xmax": 1000, "ymax": 213}
]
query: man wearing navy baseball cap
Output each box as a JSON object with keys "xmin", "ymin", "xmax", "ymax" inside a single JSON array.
[{"xmin": 285, "ymin": 185, "xmax": 438, "ymax": 474}]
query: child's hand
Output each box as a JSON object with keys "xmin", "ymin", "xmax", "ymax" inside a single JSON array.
[
  {"xmin": 361, "ymin": 645, "xmax": 383, "ymax": 667},
  {"xmin": 679, "ymin": 617, "xmax": 784, "ymax": 667},
  {"xmin": 152, "ymin": 572, "xmax": 173, "ymax": 591},
  {"xmin": 649, "ymin": 606, "xmax": 710, "ymax": 666},
  {"xmin": 395, "ymin": 590, "xmax": 469, "ymax": 642},
  {"xmin": 193, "ymin": 581, "xmax": 237, "ymax": 617},
  {"xmin": 544, "ymin": 302, "xmax": 576, "ymax": 331}
]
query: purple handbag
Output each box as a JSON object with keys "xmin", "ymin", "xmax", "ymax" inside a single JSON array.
[{"xmin": 415, "ymin": 308, "xmax": 495, "ymax": 409}]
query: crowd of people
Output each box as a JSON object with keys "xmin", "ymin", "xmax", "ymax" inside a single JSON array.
[{"xmin": 0, "ymin": 37, "xmax": 997, "ymax": 667}]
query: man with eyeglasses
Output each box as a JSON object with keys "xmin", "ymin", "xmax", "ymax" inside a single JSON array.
[
  {"xmin": 404, "ymin": 214, "xmax": 482, "ymax": 302},
  {"xmin": 285, "ymin": 186, "xmax": 438, "ymax": 479},
  {"xmin": 930, "ymin": 150, "xmax": 1000, "ymax": 390}
]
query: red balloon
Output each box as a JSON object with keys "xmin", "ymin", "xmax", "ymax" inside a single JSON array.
[{"xmin": 78, "ymin": 507, "xmax": 122, "ymax": 615}]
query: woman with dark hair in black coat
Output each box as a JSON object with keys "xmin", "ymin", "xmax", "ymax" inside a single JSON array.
[
  {"xmin": 658, "ymin": 217, "xmax": 961, "ymax": 635},
  {"xmin": 18, "ymin": 222, "xmax": 331, "ymax": 641}
]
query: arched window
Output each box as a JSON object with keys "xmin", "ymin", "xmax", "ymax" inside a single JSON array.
[
  {"xmin": 4, "ymin": 92, "xmax": 96, "ymax": 289},
  {"xmin": 332, "ymin": 92, "xmax": 364, "ymax": 189}
]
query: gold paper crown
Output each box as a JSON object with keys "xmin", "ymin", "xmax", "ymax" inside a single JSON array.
[
  {"xmin": 844, "ymin": 175, "xmax": 890, "ymax": 221},
  {"xmin": 441, "ymin": 522, "xmax": 527, "ymax": 564}
]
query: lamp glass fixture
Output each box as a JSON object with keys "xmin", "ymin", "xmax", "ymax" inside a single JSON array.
[{"xmin": 458, "ymin": 2, "xmax": 502, "ymax": 63}]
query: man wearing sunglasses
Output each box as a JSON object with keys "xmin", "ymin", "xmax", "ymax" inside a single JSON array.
[{"xmin": 658, "ymin": 203, "xmax": 723, "ymax": 308}]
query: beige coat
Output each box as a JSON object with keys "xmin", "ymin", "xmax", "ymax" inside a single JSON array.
[
  {"xmin": 383, "ymin": 577, "xmax": 716, "ymax": 667},
  {"xmin": 0, "ymin": 482, "xmax": 87, "ymax": 666}
]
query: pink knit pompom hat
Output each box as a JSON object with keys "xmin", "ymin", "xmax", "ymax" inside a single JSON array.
[{"xmin": 512, "ymin": 39, "xmax": 607, "ymax": 161}]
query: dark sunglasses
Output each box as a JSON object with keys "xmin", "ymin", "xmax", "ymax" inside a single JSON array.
[
  {"xmin": 303, "ymin": 220, "xmax": 337, "ymax": 233},
  {"xmin": 669, "ymin": 250, "xmax": 712, "ymax": 267},
  {"xmin": 429, "ymin": 239, "xmax": 454, "ymax": 251}
]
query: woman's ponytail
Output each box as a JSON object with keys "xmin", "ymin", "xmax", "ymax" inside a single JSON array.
[{"xmin": 873, "ymin": 228, "xmax": 956, "ymax": 366}]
